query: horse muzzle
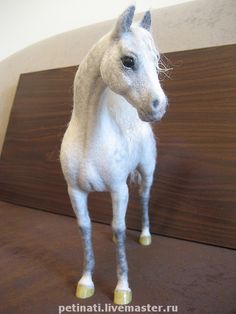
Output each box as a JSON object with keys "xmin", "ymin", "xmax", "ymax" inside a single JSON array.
[{"xmin": 138, "ymin": 102, "xmax": 168, "ymax": 123}]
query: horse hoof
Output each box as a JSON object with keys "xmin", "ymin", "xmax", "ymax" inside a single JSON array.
[
  {"xmin": 114, "ymin": 289, "xmax": 132, "ymax": 305},
  {"xmin": 139, "ymin": 235, "xmax": 152, "ymax": 246},
  {"xmin": 112, "ymin": 234, "xmax": 117, "ymax": 243},
  {"xmin": 76, "ymin": 283, "xmax": 94, "ymax": 299}
]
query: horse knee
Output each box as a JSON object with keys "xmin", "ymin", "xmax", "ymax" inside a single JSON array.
[
  {"xmin": 77, "ymin": 217, "xmax": 91, "ymax": 230},
  {"xmin": 112, "ymin": 220, "xmax": 126, "ymax": 233}
]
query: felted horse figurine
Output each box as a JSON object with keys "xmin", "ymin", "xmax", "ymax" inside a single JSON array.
[{"xmin": 60, "ymin": 5, "xmax": 168, "ymax": 305}]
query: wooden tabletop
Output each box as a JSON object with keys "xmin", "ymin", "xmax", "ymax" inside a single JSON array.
[{"xmin": 0, "ymin": 201, "xmax": 235, "ymax": 314}]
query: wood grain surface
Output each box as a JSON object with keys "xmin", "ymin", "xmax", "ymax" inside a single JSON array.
[
  {"xmin": 1, "ymin": 201, "xmax": 235, "ymax": 314},
  {"xmin": 0, "ymin": 45, "xmax": 236, "ymax": 248}
]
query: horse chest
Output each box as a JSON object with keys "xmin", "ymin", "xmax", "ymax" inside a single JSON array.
[{"xmin": 73, "ymin": 130, "xmax": 140, "ymax": 192}]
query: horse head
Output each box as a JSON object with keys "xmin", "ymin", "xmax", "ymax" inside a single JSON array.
[{"xmin": 100, "ymin": 5, "xmax": 168, "ymax": 122}]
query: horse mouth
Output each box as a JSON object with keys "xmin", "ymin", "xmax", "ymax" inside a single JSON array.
[{"xmin": 138, "ymin": 109, "xmax": 165, "ymax": 123}]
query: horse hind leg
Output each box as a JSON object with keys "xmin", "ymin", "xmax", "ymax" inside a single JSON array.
[
  {"xmin": 68, "ymin": 186, "xmax": 95, "ymax": 299},
  {"xmin": 138, "ymin": 166, "xmax": 154, "ymax": 246}
]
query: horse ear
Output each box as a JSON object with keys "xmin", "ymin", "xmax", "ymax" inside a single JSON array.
[
  {"xmin": 139, "ymin": 10, "xmax": 151, "ymax": 31},
  {"xmin": 112, "ymin": 5, "xmax": 135, "ymax": 38}
]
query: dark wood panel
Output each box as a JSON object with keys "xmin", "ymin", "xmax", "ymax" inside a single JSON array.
[{"xmin": 0, "ymin": 45, "xmax": 236, "ymax": 248}]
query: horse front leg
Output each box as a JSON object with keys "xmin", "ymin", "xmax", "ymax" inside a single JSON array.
[
  {"xmin": 111, "ymin": 184, "xmax": 132, "ymax": 305},
  {"xmin": 68, "ymin": 186, "xmax": 95, "ymax": 299}
]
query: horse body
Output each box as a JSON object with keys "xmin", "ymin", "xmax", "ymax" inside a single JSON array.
[
  {"xmin": 61, "ymin": 87, "xmax": 155, "ymax": 192},
  {"xmin": 60, "ymin": 6, "xmax": 167, "ymax": 305}
]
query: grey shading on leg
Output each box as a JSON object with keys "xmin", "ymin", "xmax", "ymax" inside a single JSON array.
[
  {"xmin": 68, "ymin": 186, "xmax": 95, "ymax": 299},
  {"xmin": 111, "ymin": 184, "xmax": 132, "ymax": 305},
  {"xmin": 79, "ymin": 225, "xmax": 95, "ymax": 275},
  {"xmin": 114, "ymin": 229, "xmax": 128, "ymax": 280}
]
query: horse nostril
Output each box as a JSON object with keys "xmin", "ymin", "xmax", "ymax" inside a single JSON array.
[{"xmin": 152, "ymin": 99, "xmax": 159, "ymax": 109}]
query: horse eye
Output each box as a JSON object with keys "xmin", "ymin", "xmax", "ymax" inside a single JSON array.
[{"xmin": 121, "ymin": 56, "xmax": 135, "ymax": 68}]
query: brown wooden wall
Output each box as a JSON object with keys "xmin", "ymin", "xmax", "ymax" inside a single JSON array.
[{"xmin": 0, "ymin": 44, "xmax": 236, "ymax": 249}]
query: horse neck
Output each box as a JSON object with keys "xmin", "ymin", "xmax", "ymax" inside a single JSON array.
[
  {"xmin": 72, "ymin": 34, "xmax": 142, "ymax": 136},
  {"xmin": 72, "ymin": 34, "xmax": 109, "ymax": 118}
]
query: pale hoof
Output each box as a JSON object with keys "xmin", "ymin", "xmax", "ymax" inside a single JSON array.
[
  {"xmin": 76, "ymin": 283, "xmax": 94, "ymax": 299},
  {"xmin": 139, "ymin": 235, "xmax": 152, "ymax": 246},
  {"xmin": 112, "ymin": 234, "xmax": 117, "ymax": 244},
  {"xmin": 114, "ymin": 289, "xmax": 132, "ymax": 305}
]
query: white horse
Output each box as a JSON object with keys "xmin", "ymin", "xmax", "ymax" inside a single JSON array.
[{"xmin": 60, "ymin": 6, "xmax": 168, "ymax": 305}]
